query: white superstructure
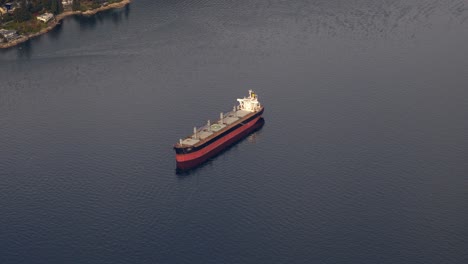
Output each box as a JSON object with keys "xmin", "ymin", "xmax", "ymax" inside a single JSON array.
[{"xmin": 237, "ymin": 90, "xmax": 261, "ymax": 112}]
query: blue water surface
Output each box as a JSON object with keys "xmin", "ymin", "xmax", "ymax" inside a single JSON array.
[{"xmin": 1, "ymin": 1, "xmax": 467, "ymax": 263}]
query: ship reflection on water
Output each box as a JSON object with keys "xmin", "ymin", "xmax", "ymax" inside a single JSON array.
[{"xmin": 175, "ymin": 118, "xmax": 265, "ymax": 174}]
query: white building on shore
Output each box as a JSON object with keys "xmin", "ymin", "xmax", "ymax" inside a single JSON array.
[
  {"xmin": 37, "ymin": 13, "xmax": 54, "ymax": 23},
  {"xmin": 0, "ymin": 29, "xmax": 19, "ymax": 42}
]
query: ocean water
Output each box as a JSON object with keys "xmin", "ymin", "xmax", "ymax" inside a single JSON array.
[{"xmin": 1, "ymin": 1, "xmax": 467, "ymax": 263}]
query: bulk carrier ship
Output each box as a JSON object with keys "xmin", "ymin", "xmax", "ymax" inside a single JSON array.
[{"xmin": 174, "ymin": 90, "xmax": 264, "ymax": 169}]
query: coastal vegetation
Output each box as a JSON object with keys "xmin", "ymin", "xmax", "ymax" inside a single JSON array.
[
  {"xmin": 0, "ymin": 0, "xmax": 128, "ymax": 46},
  {"xmin": 1, "ymin": 0, "xmax": 64, "ymax": 23},
  {"xmin": 0, "ymin": 0, "xmax": 123, "ymax": 29}
]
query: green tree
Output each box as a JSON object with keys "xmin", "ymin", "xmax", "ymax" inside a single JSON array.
[
  {"xmin": 13, "ymin": 0, "xmax": 31, "ymax": 22},
  {"xmin": 50, "ymin": 0, "xmax": 57, "ymax": 13},
  {"xmin": 48, "ymin": 0, "xmax": 63, "ymax": 15},
  {"xmin": 42, "ymin": 0, "xmax": 52, "ymax": 10},
  {"xmin": 72, "ymin": 0, "xmax": 81, "ymax": 11},
  {"xmin": 29, "ymin": 0, "xmax": 44, "ymax": 13}
]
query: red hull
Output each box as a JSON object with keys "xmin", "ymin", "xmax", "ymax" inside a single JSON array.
[{"xmin": 176, "ymin": 116, "xmax": 263, "ymax": 169}]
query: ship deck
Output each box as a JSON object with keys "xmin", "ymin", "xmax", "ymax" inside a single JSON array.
[{"xmin": 177, "ymin": 108, "xmax": 262, "ymax": 148}]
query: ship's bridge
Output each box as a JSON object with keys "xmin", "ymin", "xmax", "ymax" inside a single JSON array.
[{"xmin": 237, "ymin": 90, "xmax": 261, "ymax": 112}]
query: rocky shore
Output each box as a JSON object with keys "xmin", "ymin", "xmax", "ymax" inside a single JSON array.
[{"xmin": 0, "ymin": 0, "xmax": 131, "ymax": 49}]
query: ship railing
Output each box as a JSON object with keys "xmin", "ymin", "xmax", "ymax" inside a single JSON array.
[{"xmin": 192, "ymin": 110, "xmax": 239, "ymax": 136}]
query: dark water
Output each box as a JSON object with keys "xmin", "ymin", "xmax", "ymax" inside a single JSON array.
[{"xmin": 1, "ymin": 1, "xmax": 468, "ymax": 263}]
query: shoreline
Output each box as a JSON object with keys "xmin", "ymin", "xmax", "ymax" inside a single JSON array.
[{"xmin": 0, "ymin": 0, "xmax": 131, "ymax": 49}]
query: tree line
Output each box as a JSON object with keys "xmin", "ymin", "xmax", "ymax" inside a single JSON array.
[{"xmin": 2, "ymin": 0, "xmax": 109, "ymax": 22}]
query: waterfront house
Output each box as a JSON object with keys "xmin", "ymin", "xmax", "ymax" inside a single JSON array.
[
  {"xmin": 0, "ymin": 29, "xmax": 19, "ymax": 42},
  {"xmin": 62, "ymin": 0, "xmax": 73, "ymax": 6},
  {"xmin": 37, "ymin": 13, "xmax": 54, "ymax": 23}
]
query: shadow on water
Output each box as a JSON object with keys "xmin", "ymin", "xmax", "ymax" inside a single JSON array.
[
  {"xmin": 111, "ymin": 4, "xmax": 131, "ymax": 24},
  {"xmin": 74, "ymin": 6, "xmax": 131, "ymax": 31},
  {"xmin": 176, "ymin": 118, "xmax": 266, "ymax": 177},
  {"xmin": 124, "ymin": 4, "xmax": 130, "ymax": 19},
  {"xmin": 48, "ymin": 21, "xmax": 63, "ymax": 40},
  {"xmin": 0, "ymin": 39, "xmax": 32, "ymax": 60},
  {"xmin": 74, "ymin": 15, "xmax": 98, "ymax": 31},
  {"xmin": 16, "ymin": 40, "xmax": 32, "ymax": 59},
  {"xmin": 0, "ymin": 18, "xmax": 64, "ymax": 60}
]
